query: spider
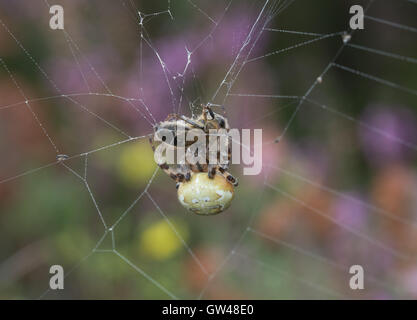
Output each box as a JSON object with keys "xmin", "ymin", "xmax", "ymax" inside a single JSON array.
[{"xmin": 149, "ymin": 105, "xmax": 238, "ymax": 189}]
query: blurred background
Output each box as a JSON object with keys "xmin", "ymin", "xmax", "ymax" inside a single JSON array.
[{"xmin": 0, "ymin": 0, "xmax": 416, "ymax": 299}]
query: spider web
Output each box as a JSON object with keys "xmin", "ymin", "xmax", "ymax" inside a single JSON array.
[{"xmin": 0, "ymin": 0, "xmax": 416, "ymax": 299}]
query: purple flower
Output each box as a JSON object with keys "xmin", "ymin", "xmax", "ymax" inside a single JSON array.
[
  {"xmin": 359, "ymin": 104, "xmax": 417, "ymax": 166},
  {"xmin": 122, "ymin": 10, "xmax": 271, "ymax": 123},
  {"xmin": 401, "ymin": 268, "xmax": 417, "ymax": 298},
  {"xmin": 47, "ymin": 47, "xmax": 121, "ymax": 94},
  {"xmin": 329, "ymin": 194, "xmax": 395, "ymax": 275},
  {"xmin": 333, "ymin": 192, "xmax": 368, "ymax": 230}
]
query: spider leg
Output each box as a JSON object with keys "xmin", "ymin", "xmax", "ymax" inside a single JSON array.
[
  {"xmin": 218, "ymin": 167, "xmax": 238, "ymax": 187},
  {"xmin": 176, "ymin": 165, "xmax": 192, "ymax": 183},
  {"xmin": 207, "ymin": 164, "xmax": 217, "ymax": 179},
  {"xmin": 158, "ymin": 163, "xmax": 176, "ymax": 180},
  {"xmin": 150, "ymin": 135, "xmax": 176, "ymax": 180},
  {"xmin": 204, "ymin": 105, "xmax": 215, "ymax": 119},
  {"xmin": 219, "ymin": 163, "xmax": 229, "ymax": 173},
  {"xmin": 165, "ymin": 113, "xmax": 180, "ymax": 121},
  {"xmin": 158, "ymin": 163, "xmax": 188, "ymax": 185},
  {"xmin": 191, "ymin": 161, "xmax": 207, "ymax": 173},
  {"xmin": 179, "ymin": 115, "xmax": 204, "ymax": 129},
  {"xmin": 179, "ymin": 164, "xmax": 192, "ymax": 182},
  {"xmin": 185, "ymin": 171, "xmax": 191, "ymax": 181}
]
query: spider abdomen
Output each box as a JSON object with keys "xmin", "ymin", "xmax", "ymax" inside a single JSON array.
[{"xmin": 177, "ymin": 173, "xmax": 234, "ymax": 215}]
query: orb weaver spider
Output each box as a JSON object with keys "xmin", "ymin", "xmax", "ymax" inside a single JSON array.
[{"xmin": 149, "ymin": 105, "xmax": 238, "ymax": 215}]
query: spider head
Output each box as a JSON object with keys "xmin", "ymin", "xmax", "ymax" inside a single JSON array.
[{"xmin": 202, "ymin": 106, "xmax": 228, "ymax": 131}]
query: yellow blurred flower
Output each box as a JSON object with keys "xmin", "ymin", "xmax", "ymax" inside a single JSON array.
[
  {"xmin": 118, "ymin": 141, "xmax": 156, "ymax": 186},
  {"xmin": 140, "ymin": 219, "xmax": 188, "ymax": 260}
]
